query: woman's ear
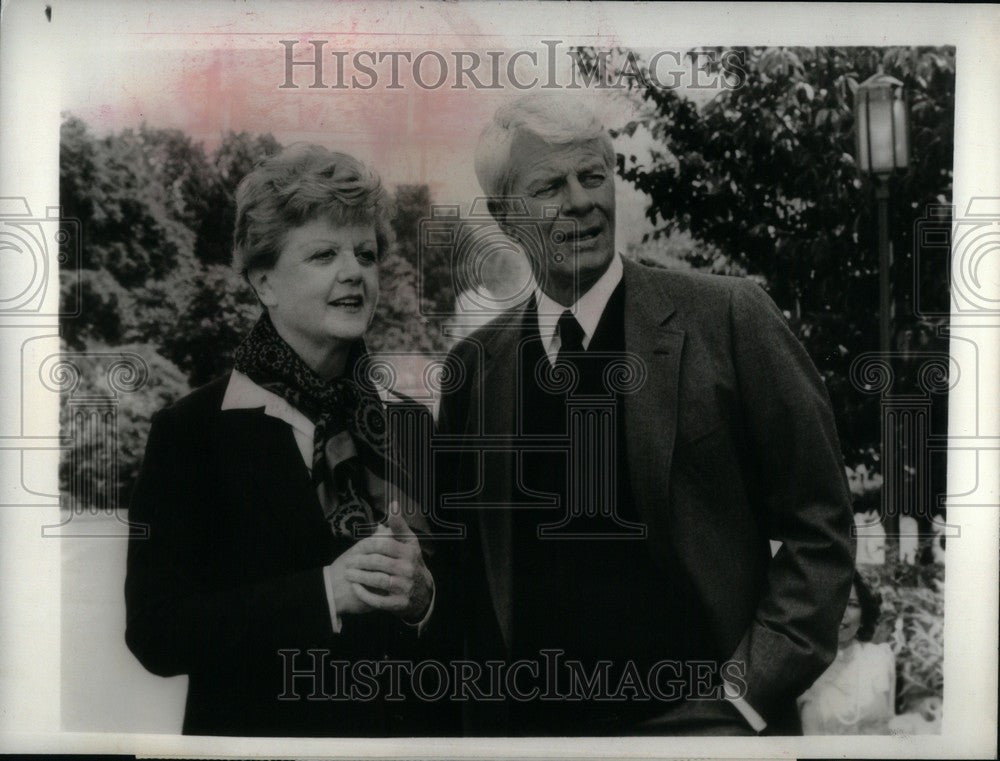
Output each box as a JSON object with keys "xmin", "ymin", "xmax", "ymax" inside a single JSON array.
[{"xmin": 246, "ymin": 268, "xmax": 277, "ymax": 308}]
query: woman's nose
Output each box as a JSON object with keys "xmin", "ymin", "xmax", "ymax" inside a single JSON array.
[
  {"xmin": 337, "ymin": 252, "xmax": 364, "ymax": 281},
  {"xmin": 561, "ymin": 175, "xmax": 594, "ymax": 216}
]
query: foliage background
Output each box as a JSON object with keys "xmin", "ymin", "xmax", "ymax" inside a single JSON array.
[{"xmin": 610, "ymin": 45, "xmax": 953, "ymax": 497}]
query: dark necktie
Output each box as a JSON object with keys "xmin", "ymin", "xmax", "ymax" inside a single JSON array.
[{"xmin": 556, "ymin": 309, "xmax": 585, "ymax": 365}]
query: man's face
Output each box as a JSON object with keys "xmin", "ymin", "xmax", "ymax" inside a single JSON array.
[{"xmin": 505, "ymin": 132, "xmax": 616, "ymax": 305}]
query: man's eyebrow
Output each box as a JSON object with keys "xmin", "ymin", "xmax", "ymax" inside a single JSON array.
[
  {"xmin": 527, "ymin": 174, "xmax": 558, "ymax": 185},
  {"xmin": 523, "ymin": 172, "xmax": 561, "ymax": 189}
]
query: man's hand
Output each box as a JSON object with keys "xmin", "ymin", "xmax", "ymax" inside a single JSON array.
[{"xmin": 342, "ymin": 502, "xmax": 433, "ymax": 622}]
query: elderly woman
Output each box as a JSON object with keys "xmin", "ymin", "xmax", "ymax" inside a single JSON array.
[{"xmin": 125, "ymin": 145, "xmax": 443, "ymax": 737}]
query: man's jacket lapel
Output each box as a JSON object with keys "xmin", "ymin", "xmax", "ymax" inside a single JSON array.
[
  {"xmin": 621, "ymin": 258, "xmax": 684, "ymax": 541},
  {"xmin": 475, "ymin": 310, "xmax": 524, "ymax": 650}
]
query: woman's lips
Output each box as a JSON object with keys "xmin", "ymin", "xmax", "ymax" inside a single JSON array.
[{"xmin": 328, "ymin": 295, "xmax": 364, "ymax": 311}]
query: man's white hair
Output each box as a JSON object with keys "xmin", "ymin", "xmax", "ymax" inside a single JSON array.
[{"xmin": 474, "ymin": 93, "xmax": 615, "ymax": 201}]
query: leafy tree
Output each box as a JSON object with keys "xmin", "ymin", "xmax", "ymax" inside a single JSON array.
[
  {"xmin": 193, "ymin": 131, "xmax": 280, "ymax": 266},
  {"xmin": 391, "ymin": 184, "xmax": 455, "ymax": 318},
  {"xmin": 60, "ymin": 268, "xmax": 133, "ymax": 350},
  {"xmin": 59, "ymin": 342, "xmax": 190, "ymax": 510},
  {"xmin": 122, "ymin": 259, "xmax": 199, "ymax": 349},
  {"xmin": 60, "ymin": 117, "xmax": 199, "ymax": 295},
  {"xmin": 369, "ymin": 249, "xmax": 448, "ymax": 355},
  {"xmin": 600, "ymin": 46, "xmax": 953, "ymax": 487},
  {"xmin": 158, "ymin": 265, "xmax": 260, "ymax": 386},
  {"xmin": 136, "ymin": 124, "xmax": 215, "ymax": 230},
  {"xmin": 391, "ymin": 184, "xmax": 431, "ymax": 260},
  {"xmin": 59, "ymin": 115, "xmax": 100, "ymax": 236}
]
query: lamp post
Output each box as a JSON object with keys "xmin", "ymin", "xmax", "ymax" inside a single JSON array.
[
  {"xmin": 853, "ymin": 71, "xmax": 911, "ymax": 546},
  {"xmin": 854, "ymin": 72, "xmax": 910, "ymax": 354}
]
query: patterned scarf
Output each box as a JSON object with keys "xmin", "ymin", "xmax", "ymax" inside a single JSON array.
[{"xmin": 234, "ymin": 312, "xmax": 408, "ymax": 538}]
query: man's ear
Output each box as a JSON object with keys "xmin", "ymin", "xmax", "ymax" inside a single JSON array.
[
  {"xmin": 486, "ymin": 198, "xmax": 508, "ymax": 235},
  {"xmin": 246, "ymin": 268, "xmax": 277, "ymax": 308},
  {"xmin": 497, "ymin": 217, "xmax": 513, "ymax": 239}
]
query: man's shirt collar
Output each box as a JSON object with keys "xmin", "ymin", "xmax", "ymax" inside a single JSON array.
[{"xmin": 533, "ymin": 253, "xmax": 624, "ymax": 358}]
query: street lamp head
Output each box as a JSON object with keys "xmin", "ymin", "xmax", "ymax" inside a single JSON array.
[{"xmin": 854, "ymin": 72, "xmax": 910, "ymax": 177}]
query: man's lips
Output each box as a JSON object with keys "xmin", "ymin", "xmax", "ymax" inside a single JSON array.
[{"xmin": 564, "ymin": 224, "xmax": 604, "ymax": 244}]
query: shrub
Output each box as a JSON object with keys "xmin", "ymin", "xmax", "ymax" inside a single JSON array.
[
  {"xmin": 860, "ymin": 542, "xmax": 944, "ymax": 712},
  {"xmin": 59, "ymin": 341, "xmax": 190, "ymax": 511}
]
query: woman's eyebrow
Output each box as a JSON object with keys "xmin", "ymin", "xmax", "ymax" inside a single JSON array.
[
  {"xmin": 303, "ymin": 239, "xmax": 378, "ymax": 253},
  {"xmin": 301, "ymin": 243, "xmax": 339, "ymax": 254},
  {"xmin": 304, "ymin": 238, "xmax": 362, "ymax": 251}
]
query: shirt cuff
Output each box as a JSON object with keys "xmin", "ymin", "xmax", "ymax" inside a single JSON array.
[
  {"xmin": 724, "ymin": 684, "xmax": 767, "ymax": 733},
  {"xmin": 403, "ymin": 578, "xmax": 435, "ymax": 636},
  {"xmin": 321, "ymin": 564, "xmax": 343, "ymax": 634}
]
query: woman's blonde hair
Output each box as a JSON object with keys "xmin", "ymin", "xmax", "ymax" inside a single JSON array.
[{"xmin": 232, "ymin": 144, "xmax": 392, "ymax": 274}]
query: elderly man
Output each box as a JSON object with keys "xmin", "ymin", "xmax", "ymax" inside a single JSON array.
[{"xmin": 434, "ymin": 93, "xmax": 855, "ymax": 736}]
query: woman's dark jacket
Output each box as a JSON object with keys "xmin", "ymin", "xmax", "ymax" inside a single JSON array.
[{"xmin": 124, "ymin": 373, "xmax": 457, "ymax": 736}]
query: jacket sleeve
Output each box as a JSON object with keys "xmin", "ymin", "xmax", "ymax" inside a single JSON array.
[
  {"xmin": 726, "ymin": 279, "xmax": 856, "ymax": 722},
  {"xmin": 124, "ymin": 406, "xmax": 338, "ymax": 678}
]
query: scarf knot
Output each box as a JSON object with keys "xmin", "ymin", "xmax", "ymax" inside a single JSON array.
[{"xmin": 234, "ymin": 313, "xmax": 406, "ymax": 537}]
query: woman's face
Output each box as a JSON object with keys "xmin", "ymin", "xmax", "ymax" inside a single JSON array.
[
  {"xmin": 255, "ymin": 217, "xmax": 379, "ymax": 369},
  {"xmin": 839, "ymin": 583, "xmax": 863, "ymax": 646}
]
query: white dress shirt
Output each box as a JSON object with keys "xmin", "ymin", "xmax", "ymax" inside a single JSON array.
[
  {"xmin": 533, "ymin": 252, "xmax": 624, "ymax": 365},
  {"xmin": 221, "ymin": 370, "xmax": 433, "ymax": 635},
  {"xmin": 531, "ymin": 253, "xmax": 766, "ymax": 732}
]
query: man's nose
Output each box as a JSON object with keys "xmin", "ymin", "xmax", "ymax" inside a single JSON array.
[{"xmin": 561, "ymin": 176, "xmax": 594, "ymax": 216}]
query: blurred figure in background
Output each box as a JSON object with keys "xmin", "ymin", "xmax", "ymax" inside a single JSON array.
[{"xmin": 798, "ymin": 570, "xmax": 896, "ymax": 734}]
